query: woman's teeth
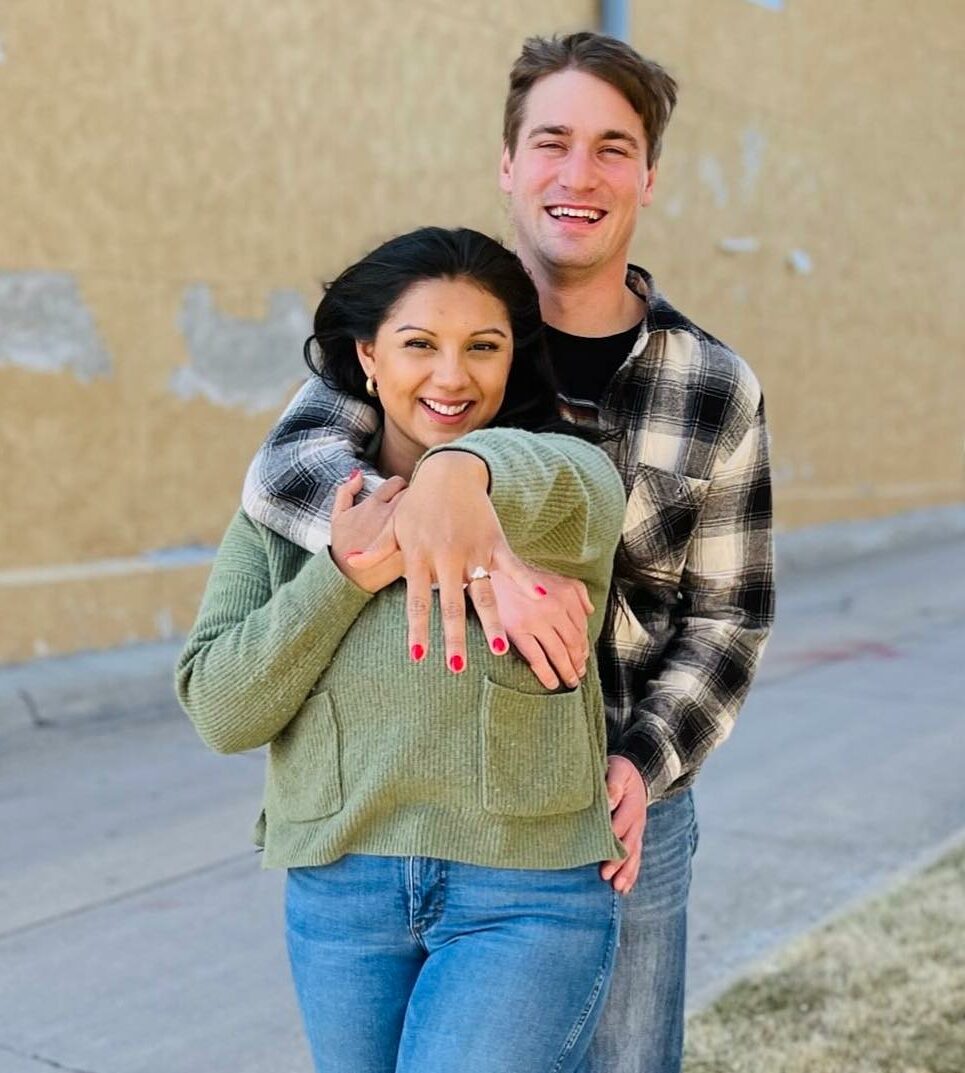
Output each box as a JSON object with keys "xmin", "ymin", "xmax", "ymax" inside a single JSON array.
[{"xmin": 422, "ymin": 399, "xmax": 472, "ymax": 416}]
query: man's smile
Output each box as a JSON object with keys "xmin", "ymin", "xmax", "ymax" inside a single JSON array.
[{"xmin": 545, "ymin": 204, "xmax": 607, "ymax": 225}]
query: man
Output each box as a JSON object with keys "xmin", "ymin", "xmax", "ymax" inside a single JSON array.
[{"xmin": 243, "ymin": 32, "xmax": 774, "ymax": 1073}]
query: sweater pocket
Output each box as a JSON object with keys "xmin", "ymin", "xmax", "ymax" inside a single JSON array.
[
  {"xmin": 268, "ymin": 692, "xmax": 343, "ymax": 822},
  {"xmin": 481, "ymin": 677, "xmax": 595, "ymax": 818}
]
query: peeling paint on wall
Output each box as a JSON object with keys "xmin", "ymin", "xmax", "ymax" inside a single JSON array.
[
  {"xmin": 0, "ymin": 272, "xmax": 113, "ymax": 381},
  {"xmin": 170, "ymin": 284, "xmax": 310, "ymax": 412},
  {"xmin": 741, "ymin": 127, "xmax": 766, "ymax": 200},
  {"xmin": 718, "ymin": 236, "xmax": 761, "ymax": 254},
  {"xmin": 787, "ymin": 248, "xmax": 814, "ymax": 274},
  {"xmin": 698, "ymin": 154, "xmax": 728, "ymax": 208}
]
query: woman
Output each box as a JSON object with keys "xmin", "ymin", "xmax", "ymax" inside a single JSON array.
[{"xmin": 176, "ymin": 227, "xmax": 627, "ymax": 1073}]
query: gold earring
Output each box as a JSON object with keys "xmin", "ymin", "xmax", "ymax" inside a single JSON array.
[{"xmin": 365, "ymin": 376, "xmax": 378, "ymax": 398}]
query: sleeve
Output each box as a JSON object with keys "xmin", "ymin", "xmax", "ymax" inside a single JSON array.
[
  {"xmin": 175, "ymin": 509, "xmax": 374, "ymax": 754},
  {"xmin": 416, "ymin": 428, "xmax": 628, "ymax": 636},
  {"xmin": 241, "ymin": 376, "xmax": 384, "ymax": 553},
  {"xmin": 614, "ymin": 395, "xmax": 776, "ymax": 800}
]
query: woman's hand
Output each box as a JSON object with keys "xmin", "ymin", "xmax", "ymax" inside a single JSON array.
[
  {"xmin": 488, "ymin": 568, "xmax": 593, "ymax": 690},
  {"xmin": 330, "ymin": 470, "xmax": 406, "ymax": 594}
]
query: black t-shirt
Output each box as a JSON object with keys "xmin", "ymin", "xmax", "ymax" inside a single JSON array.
[{"xmin": 544, "ymin": 320, "xmax": 644, "ymax": 407}]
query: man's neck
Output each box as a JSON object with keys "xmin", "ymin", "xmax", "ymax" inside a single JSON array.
[{"xmin": 525, "ymin": 257, "xmax": 646, "ymax": 338}]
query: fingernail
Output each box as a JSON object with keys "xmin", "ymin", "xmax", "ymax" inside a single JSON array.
[
  {"xmin": 491, "ymin": 637, "xmax": 507, "ymax": 654},
  {"xmin": 348, "ymin": 468, "xmax": 361, "ymax": 480},
  {"xmin": 449, "ymin": 654, "xmax": 465, "ymax": 673},
  {"xmin": 608, "ymin": 798, "xmax": 617, "ymax": 810},
  {"xmin": 411, "ymin": 644, "xmax": 425, "ymax": 662},
  {"xmin": 534, "ymin": 585, "xmax": 548, "ymax": 596}
]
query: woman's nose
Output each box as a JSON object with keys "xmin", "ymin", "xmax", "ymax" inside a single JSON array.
[{"xmin": 432, "ymin": 351, "xmax": 472, "ymax": 389}]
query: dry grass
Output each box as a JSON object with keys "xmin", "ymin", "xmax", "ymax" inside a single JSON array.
[{"xmin": 684, "ymin": 844, "xmax": 965, "ymax": 1073}]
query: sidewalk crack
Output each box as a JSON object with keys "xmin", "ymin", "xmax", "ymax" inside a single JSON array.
[{"xmin": 0, "ymin": 1041, "xmax": 99, "ymax": 1073}]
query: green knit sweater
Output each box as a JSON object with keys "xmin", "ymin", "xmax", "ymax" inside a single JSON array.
[{"xmin": 176, "ymin": 428, "xmax": 628, "ymax": 870}]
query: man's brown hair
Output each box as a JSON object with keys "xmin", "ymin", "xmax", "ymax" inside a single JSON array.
[{"xmin": 503, "ymin": 32, "xmax": 678, "ymax": 168}]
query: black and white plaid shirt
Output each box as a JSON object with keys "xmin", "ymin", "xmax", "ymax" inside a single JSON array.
[{"xmin": 242, "ymin": 267, "xmax": 775, "ymax": 802}]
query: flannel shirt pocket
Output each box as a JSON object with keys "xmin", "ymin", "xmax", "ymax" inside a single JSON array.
[{"xmin": 623, "ymin": 464, "xmax": 711, "ymax": 581}]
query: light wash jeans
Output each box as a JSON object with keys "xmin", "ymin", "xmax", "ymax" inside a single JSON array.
[
  {"xmin": 286, "ymin": 854, "xmax": 622, "ymax": 1073},
  {"xmin": 580, "ymin": 788, "xmax": 698, "ymax": 1073}
]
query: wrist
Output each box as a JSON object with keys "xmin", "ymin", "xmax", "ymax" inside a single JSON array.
[{"xmin": 416, "ymin": 448, "xmax": 490, "ymax": 492}]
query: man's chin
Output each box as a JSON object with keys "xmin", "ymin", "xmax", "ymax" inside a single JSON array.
[{"xmin": 538, "ymin": 243, "xmax": 607, "ymax": 274}]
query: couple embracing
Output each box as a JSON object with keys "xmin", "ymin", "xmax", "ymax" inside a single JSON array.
[{"xmin": 177, "ymin": 30, "xmax": 774, "ymax": 1073}]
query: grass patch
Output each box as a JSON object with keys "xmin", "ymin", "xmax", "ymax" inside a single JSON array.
[{"xmin": 684, "ymin": 844, "xmax": 965, "ymax": 1073}]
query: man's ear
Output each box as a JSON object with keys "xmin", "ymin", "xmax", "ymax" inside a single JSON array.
[
  {"xmin": 499, "ymin": 144, "xmax": 514, "ymax": 194},
  {"xmin": 355, "ymin": 339, "xmax": 376, "ymax": 378},
  {"xmin": 640, "ymin": 164, "xmax": 657, "ymax": 208}
]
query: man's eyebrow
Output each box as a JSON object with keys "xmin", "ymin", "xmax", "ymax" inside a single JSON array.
[
  {"xmin": 600, "ymin": 129, "xmax": 641, "ymax": 150},
  {"xmin": 527, "ymin": 124, "xmax": 572, "ymax": 139},
  {"xmin": 527, "ymin": 124, "xmax": 641, "ymax": 151}
]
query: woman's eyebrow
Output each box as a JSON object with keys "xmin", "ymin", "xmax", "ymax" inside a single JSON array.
[{"xmin": 395, "ymin": 325, "xmax": 507, "ymax": 338}]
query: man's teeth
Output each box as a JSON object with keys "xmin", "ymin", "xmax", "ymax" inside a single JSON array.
[
  {"xmin": 548, "ymin": 206, "xmax": 603, "ymax": 221},
  {"xmin": 422, "ymin": 399, "xmax": 472, "ymax": 416}
]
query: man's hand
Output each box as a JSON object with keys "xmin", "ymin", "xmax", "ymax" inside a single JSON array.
[
  {"xmin": 489, "ymin": 568, "xmax": 593, "ymax": 690},
  {"xmin": 600, "ymin": 755, "xmax": 648, "ymax": 894},
  {"xmin": 350, "ymin": 451, "xmax": 543, "ymax": 671},
  {"xmin": 330, "ymin": 470, "xmax": 406, "ymax": 594}
]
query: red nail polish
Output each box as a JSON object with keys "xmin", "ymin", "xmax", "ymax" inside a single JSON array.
[
  {"xmin": 411, "ymin": 644, "xmax": 425, "ymax": 662},
  {"xmin": 348, "ymin": 468, "xmax": 361, "ymax": 480},
  {"xmin": 491, "ymin": 637, "xmax": 507, "ymax": 653},
  {"xmin": 449, "ymin": 654, "xmax": 464, "ymax": 673},
  {"xmin": 535, "ymin": 585, "xmax": 548, "ymax": 596}
]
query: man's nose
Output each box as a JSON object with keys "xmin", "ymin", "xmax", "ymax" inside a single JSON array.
[{"xmin": 557, "ymin": 146, "xmax": 598, "ymax": 192}]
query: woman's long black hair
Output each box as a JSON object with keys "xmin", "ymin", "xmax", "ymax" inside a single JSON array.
[{"xmin": 303, "ymin": 226, "xmax": 587, "ymax": 439}]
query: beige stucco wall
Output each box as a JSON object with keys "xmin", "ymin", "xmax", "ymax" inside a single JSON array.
[
  {"xmin": 626, "ymin": 0, "xmax": 964, "ymax": 529},
  {"xmin": 0, "ymin": 0, "xmax": 961, "ymax": 663}
]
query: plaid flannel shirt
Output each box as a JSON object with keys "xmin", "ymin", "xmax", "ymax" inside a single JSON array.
[{"xmin": 241, "ymin": 266, "xmax": 775, "ymax": 802}]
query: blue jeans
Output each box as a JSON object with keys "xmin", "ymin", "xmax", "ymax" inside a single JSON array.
[
  {"xmin": 579, "ymin": 788, "xmax": 698, "ymax": 1073},
  {"xmin": 286, "ymin": 854, "xmax": 622, "ymax": 1073}
]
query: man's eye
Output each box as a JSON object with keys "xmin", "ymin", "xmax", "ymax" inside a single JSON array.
[
  {"xmin": 538, "ymin": 142, "xmax": 565, "ymax": 151},
  {"xmin": 601, "ymin": 146, "xmax": 628, "ymax": 156}
]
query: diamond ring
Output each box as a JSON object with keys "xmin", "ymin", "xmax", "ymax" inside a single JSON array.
[{"xmin": 468, "ymin": 566, "xmax": 491, "ymax": 582}]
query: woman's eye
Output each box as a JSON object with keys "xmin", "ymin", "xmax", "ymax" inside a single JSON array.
[
  {"xmin": 470, "ymin": 341, "xmax": 499, "ymax": 352},
  {"xmin": 404, "ymin": 338, "xmax": 433, "ymax": 349}
]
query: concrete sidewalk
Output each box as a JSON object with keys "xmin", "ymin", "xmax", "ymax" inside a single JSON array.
[{"xmin": 1, "ymin": 531, "xmax": 963, "ymax": 1072}]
